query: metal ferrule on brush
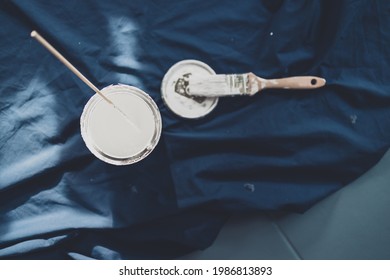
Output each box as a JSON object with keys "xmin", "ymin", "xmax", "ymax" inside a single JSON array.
[{"xmin": 227, "ymin": 74, "xmax": 249, "ymax": 95}]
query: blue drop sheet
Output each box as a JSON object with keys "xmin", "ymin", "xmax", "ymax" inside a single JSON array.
[{"xmin": 1, "ymin": 0, "xmax": 390, "ymax": 259}]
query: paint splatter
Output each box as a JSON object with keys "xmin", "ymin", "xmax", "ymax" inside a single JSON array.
[
  {"xmin": 350, "ymin": 114, "xmax": 358, "ymax": 124},
  {"xmin": 244, "ymin": 183, "xmax": 255, "ymax": 192},
  {"xmin": 131, "ymin": 185, "xmax": 139, "ymax": 194}
]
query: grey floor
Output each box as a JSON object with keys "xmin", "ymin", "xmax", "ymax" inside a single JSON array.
[{"xmin": 181, "ymin": 149, "xmax": 390, "ymax": 260}]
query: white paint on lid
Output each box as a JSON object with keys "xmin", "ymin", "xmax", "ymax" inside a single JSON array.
[{"xmin": 161, "ymin": 60, "xmax": 218, "ymax": 119}]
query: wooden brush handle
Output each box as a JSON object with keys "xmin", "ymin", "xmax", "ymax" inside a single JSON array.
[{"xmin": 252, "ymin": 74, "xmax": 326, "ymax": 91}]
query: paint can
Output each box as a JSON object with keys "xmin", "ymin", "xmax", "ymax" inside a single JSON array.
[
  {"xmin": 161, "ymin": 59, "xmax": 218, "ymax": 119},
  {"xmin": 80, "ymin": 84, "xmax": 162, "ymax": 165}
]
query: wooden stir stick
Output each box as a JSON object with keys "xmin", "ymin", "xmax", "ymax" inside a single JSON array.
[
  {"xmin": 31, "ymin": 30, "xmax": 139, "ymax": 130},
  {"xmin": 31, "ymin": 30, "xmax": 114, "ymax": 105}
]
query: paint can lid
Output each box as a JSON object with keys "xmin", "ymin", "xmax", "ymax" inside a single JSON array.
[
  {"xmin": 161, "ymin": 59, "xmax": 218, "ymax": 119},
  {"xmin": 80, "ymin": 84, "xmax": 162, "ymax": 165}
]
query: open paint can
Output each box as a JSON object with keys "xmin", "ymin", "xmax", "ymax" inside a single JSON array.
[{"xmin": 80, "ymin": 84, "xmax": 162, "ymax": 165}]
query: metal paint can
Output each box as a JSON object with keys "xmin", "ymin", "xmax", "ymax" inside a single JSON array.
[
  {"xmin": 80, "ymin": 84, "xmax": 162, "ymax": 165},
  {"xmin": 161, "ymin": 59, "xmax": 218, "ymax": 119}
]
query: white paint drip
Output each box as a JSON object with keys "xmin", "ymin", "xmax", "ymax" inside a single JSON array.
[
  {"xmin": 350, "ymin": 114, "xmax": 358, "ymax": 124},
  {"xmin": 244, "ymin": 183, "xmax": 255, "ymax": 192}
]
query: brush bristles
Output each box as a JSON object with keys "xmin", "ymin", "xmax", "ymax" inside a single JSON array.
[
  {"xmin": 188, "ymin": 75, "xmax": 230, "ymax": 97},
  {"xmin": 188, "ymin": 74, "xmax": 252, "ymax": 97}
]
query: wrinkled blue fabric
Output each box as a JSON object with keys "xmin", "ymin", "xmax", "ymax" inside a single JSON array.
[{"xmin": 1, "ymin": 0, "xmax": 390, "ymax": 259}]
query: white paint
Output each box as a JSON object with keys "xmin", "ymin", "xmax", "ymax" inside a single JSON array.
[
  {"xmin": 131, "ymin": 185, "xmax": 139, "ymax": 193},
  {"xmin": 350, "ymin": 114, "xmax": 358, "ymax": 124},
  {"xmin": 81, "ymin": 85, "xmax": 161, "ymax": 165},
  {"xmin": 270, "ymin": 32, "xmax": 274, "ymax": 36},
  {"xmin": 244, "ymin": 183, "xmax": 255, "ymax": 192},
  {"xmin": 88, "ymin": 90, "xmax": 155, "ymax": 158},
  {"xmin": 251, "ymin": 80, "xmax": 260, "ymax": 93}
]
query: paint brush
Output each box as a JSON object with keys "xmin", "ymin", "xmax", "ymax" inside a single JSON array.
[
  {"xmin": 30, "ymin": 30, "xmax": 139, "ymax": 130},
  {"xmin": 187, "ymin": 72, "xmax": 326, "ymax": 97}
]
